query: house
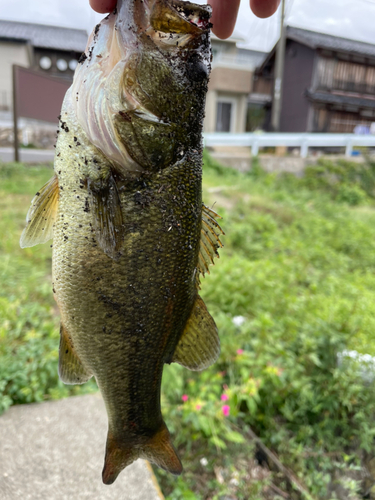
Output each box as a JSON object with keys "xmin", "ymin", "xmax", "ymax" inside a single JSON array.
[
  {"xmin": 204, "ymin": 34, "xmax": 266, "ymax": 133},
  {"xmin": 252, "ymin": 26, "xmax": 375, "ymax": 133},
  {"xmin": 0, "ymin": 20, "xmax": 265, "ymax": 138},
  {"xmin": 0, "ymin": 20, "xmax": 87, "ymax": 111}
]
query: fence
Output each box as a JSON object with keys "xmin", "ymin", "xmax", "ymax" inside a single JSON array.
[{"xmin": 203, "ymin": 132, "xmax": 375, "ymax": 158}]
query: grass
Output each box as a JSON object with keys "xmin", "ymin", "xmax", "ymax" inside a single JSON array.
[{"xmin": 1, "ymin": 156, "xmax": 375, "ymax": 498}]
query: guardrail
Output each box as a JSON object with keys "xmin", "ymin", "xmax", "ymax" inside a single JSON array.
[{"xmin": 203, "ymin": 132, "xmax": 375, "ymax": 158}]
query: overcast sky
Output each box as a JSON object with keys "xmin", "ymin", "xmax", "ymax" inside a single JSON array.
[{"xmin": 1, "ymin": 0, "xmax": 375, "ymax": 52}]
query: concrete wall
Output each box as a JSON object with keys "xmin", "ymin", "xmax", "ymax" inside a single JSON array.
[{"xmin": 0, "ymin": 41, "xmax": 30, "ymax": 110}]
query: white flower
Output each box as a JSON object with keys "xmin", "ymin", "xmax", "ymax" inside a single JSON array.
[
  {"xmin": 200, "ymin": 457, "xmax": 208, "ymax": 467},
  {"xmin": 232, "ymin": 316, "xmax": 245, "ymax": 327}
]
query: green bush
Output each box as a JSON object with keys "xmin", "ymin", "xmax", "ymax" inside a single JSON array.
[{"xmin": 156, "ymin": 155, "xmax": 375, "ymax": 499}]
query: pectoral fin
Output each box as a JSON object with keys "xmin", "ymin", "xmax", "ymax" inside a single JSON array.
[
  {"xmin": 88, "ymin": 172, "xmax": 125, "ymax": 260},
  {"xmin": 20, "ymin": 175, "xmax": 59, "ymax": 248},
  {"xmin": 58, "ymin": 323, "xmax": 92, "ymax": 385},
  {"xmin": 172, "ymin": 295, "xmax": 220, "ymax": 371}
]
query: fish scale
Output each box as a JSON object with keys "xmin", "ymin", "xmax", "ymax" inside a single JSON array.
[{"xmin": 20, "ymin": 0, "xmax": 224, "ymax": 485}]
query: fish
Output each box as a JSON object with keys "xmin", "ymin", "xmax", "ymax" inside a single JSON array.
[{"xmin": 20, "ymin": 0, "xmax": 224, "ymax": 485}]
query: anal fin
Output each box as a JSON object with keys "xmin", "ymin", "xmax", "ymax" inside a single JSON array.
[
  {"xmin": 58, "ymin": 323, "xmax": 92, "ymax": 385},
  {"xmin": 20, "ymin": 175, "xmax": 59, "ymax": 248},
  {"xmin": 172, "ymin": 295, "xmax": 220, "ymax": 371}
]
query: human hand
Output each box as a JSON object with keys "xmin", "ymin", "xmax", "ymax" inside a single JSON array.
[
  {"xmin": 89, "ymin": 0, "xmax": 280, "ymax": 38},
  {"xmin": 210, "ymin": 0, "xmax": 280, "ymax": 38}
]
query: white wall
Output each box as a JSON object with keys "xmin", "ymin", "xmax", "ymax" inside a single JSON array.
[{"xmin": 0, "ymin": 41, "xmax": 30, "ymax": 109}]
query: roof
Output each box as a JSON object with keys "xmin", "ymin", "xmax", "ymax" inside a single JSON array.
[
  {"xmin": 288, "ymin": 26, "xmax": 375, "ymax": 59},
  {"xmin": 306, "ymin": 90, "xmax": 375, "ymax": 110},
  {"xmin": 0, "ymin": 20, "xmax": 87, "ymax": 52},
  {"xmin": 257, "ymin": 26, "xmax": 375, "ymax": 72}
]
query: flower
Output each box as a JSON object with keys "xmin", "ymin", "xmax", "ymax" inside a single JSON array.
[
  {"xmin": 195, "ymin": 404, "xmax": 202, "ymax": 410},
  {"xmin": 232, "ymin": 315, "xmax": 245, "ymax": 327},
  {"xmin": 222, "ymin": 405, "xmax": 230, "ymax": 417},
  {"xmin": 236, "ymin": 349, "xmax": 244, "ymax": 355},
  {"xmin": 221, "ymin": 393, "xmax": 229, "ymax": 401},
  {"xmin": 200, "ymin": 457, "xmax": 208, "ymax": 466},
  {"xmin": 181, "ymin": 394, "xmax": 188, "ymax": 402}
]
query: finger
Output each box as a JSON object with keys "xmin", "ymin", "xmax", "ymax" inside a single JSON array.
[
  {"xmin": 210, "ymin": 0, "xmax": 241, "ymax": 39},
  {"xmin": 89, "ymin": 0, "xmax": 117, "ymax": 14},
  {"xmin": 250, "ymin": 0, "xmax": 280, "ymax": 18}
]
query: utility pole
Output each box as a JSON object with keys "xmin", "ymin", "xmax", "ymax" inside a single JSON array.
[
  {"xmin": 271, "ymin": 0, "xmax": 286, "ymax": 131},
  {"xmin": 12, "ymin": 65, "xmax": 19, "ymax": 163}
]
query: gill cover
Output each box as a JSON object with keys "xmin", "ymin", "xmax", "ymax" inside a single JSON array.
[{"xmin": 71, "ymin": 0, "xmax": 211, "ymax": 171}]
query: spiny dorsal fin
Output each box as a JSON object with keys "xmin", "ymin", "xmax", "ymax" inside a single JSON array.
[
  {"xmin": 88, "ymin": 171, "xmax": 125, "ymax": 260},
  {"xmin": 58, "ymin": 323, "xmax": 93, "ymax": 385},
  {"xmin": 172, "ymin": 295, "xmax": 220, "ymax": 371},
  {"xmin": 20, "ymin": 175, "xmax": 59, "ymax": 248},
  {"xmin": 197, "ymin": 204, "xmax": 224, "ymax": 282}
]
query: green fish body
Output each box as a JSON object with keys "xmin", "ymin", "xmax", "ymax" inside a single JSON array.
[{"xmin": 21, "ymin": 0, "xmax": 223, "ymax": 485}]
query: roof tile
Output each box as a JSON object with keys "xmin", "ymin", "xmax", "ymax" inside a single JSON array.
[{"xmin": 0, "ymin": 20, "xmax": 87, "ymax": 52}]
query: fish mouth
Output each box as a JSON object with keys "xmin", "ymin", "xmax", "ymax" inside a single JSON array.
[{"xmin": 150, "ymin": 0, "xmax": 212, "ymax": 35}]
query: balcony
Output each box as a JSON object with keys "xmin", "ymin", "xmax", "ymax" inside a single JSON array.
[{"xmin": 212, "ymin": 53, "xmax": 259, "ymax": 71}]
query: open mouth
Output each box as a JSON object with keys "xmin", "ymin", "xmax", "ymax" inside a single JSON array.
[
  {"xmin": 150, "ymin": 0, "xmax": 212, "ymax": 34},
  {"xmin": 172, "ymin": 1, "xmax": 212, "ymax": 29}
]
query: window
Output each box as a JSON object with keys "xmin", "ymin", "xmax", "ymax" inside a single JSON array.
[
  {"xmin": 57, "ymin": 59, "xmax": 68, "ymax": 71},
  {"xmin": 39, "ymin": 56, "xmax": 52, "ymax": 70},
  {"xmin": 216, "ymin": 102, "xmax": 232, "ymax": 132}
]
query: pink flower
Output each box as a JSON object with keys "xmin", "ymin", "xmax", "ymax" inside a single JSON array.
[
  {"xmin": 196, "ymin": 404, "xmax": 202, "ymax": 410},
  {"xmin": 181, "ymin": 394, "xmax": 188, "ymax": 402},
  {"xmin": 222, "ymin": 405, "xmax": 230, "ymax": 417},
  {"xmin": 221, "ymin": 394, "xmax": 229, "ymax": 401},
  {"xmin": 237, "ymin": 349, "xmax": 244, "ymax": 355}
]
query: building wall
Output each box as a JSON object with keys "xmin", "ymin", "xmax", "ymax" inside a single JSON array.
[
  {"xmin": 209, "ymin": 67, "xmax": 252, "ymax": 93},
  {"xmin": 0, "ymin": 41, "xmax": 30, "ymax": 110},
  {"xmin": 204, "ymin": 89, "xmax": 217, "ymax": 132},
  {"xmin": 280, "ymin": 40, "xmax": 315, "ymax": 132},
  {"xmin": 204, "ymin": 90, "xmax": 247, "ymax": 133}
]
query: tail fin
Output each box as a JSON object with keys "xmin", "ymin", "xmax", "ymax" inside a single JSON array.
[
  {"xmin": 141, "ymin": 422, "xmax": 183, "ymax": 476},
  {"xmin": 102, "ymin": 422, "xmax": 182, "ymax": 485}
]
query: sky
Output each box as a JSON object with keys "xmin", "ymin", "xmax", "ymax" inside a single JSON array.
[{"xmin": 1, "ymin": 0, "xmax": 375, "ymax": 53}]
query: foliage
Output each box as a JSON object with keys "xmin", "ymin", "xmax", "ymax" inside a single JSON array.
[
  {"xmin": 302, "ymin": 157, "xmax": 375, "ymax": 205},
  {"xmin": 2, "ymin": 157, "xmax": 375, "ymax": 498},
  {"xmin": 157, "ymin": 154, "xmax": 375, "ymax": 499}
]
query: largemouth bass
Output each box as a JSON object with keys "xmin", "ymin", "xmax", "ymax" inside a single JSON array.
[{"xmin": 20, "ymin": 0, "xmax": 223, "ymax": 485}]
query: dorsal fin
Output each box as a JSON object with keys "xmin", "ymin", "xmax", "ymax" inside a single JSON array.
[
  {"xmin": 197, "ymin": 204, "xmax": 224, "ymax": 282},
  {"xmin": 172, "ymin": 295, "xmax": 220, "ymax": 371},
  {"xmin": 20, "ymin": 174, "xmax": 59, "ymax": 248}
]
